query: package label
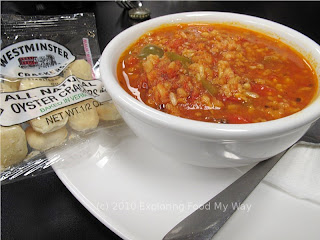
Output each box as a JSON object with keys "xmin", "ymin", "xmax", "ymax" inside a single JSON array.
[
  {"xmin": 0, "ymin": 76, "xmax": 111, "ymax": 126},
  {"xmin": 1, "ymin": 39, "xmax": 75, "ymax": 78}
]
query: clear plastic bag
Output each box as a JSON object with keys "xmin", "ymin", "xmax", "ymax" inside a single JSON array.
[{"xmin": 0, "ymin": 13, "xmax": 122, "ymax": 183}]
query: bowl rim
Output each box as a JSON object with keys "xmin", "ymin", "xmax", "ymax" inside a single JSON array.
[{"xmin": 100, "ymin": 11, "xmax": 320, "ymax": 140}]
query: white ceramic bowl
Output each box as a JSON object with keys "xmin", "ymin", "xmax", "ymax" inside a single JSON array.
[{"xmin": 100, "ymin": 12, "xmax": 320, "ymax": 167}]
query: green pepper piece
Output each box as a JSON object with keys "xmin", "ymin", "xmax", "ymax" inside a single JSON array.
[
  {"xmin": 138, "ymin": 44, "xmax": 164, "ymax": 59},
  {"xmin": 166, "ymin": 52, "xmax": 192, "ymax": 68},
  {"xmin": 201, "ymin": 78, "xmax": 218, "ymax": 96}
]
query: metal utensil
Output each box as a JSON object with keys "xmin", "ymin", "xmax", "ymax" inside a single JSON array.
[
  {"xmin": 115, "ymin": 0, "xmax": 150, "ymax": 21},
  {"xmin": 162, "ymin": 132, "xmax": 320, "ymax": 240},
  {"xmin": 115, "ymin": 0, "xmax": 142, "ymax": 10}
]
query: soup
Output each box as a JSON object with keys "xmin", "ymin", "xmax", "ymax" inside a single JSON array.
[{"xmin": 117, "ymin": 23, "xmax": 318, "ymax": 123}]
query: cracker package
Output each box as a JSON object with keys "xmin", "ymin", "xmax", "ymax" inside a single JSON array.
[{"xmin": 0, "ymin": 13, "xmax": 122, "ymax": 182}]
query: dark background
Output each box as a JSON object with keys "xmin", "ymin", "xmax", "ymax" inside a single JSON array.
[{"xmin": 1, "ymin": 1, "xmax": 320, "ymax": 240}]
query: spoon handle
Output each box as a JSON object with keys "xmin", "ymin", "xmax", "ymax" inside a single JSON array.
[{"xmin": 162, "ymin": 150, "xmax": 287, "ymax": 240}]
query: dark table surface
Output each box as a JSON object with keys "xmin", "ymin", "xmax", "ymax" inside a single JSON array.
[{"xmin": 1, "ymin": 1, "xmax": 320, "ymax": 240}]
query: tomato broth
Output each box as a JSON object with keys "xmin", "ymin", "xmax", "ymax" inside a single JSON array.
[{"xmin": 117, "ymin": 23, "xmax": 318, "ymax": 123}]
